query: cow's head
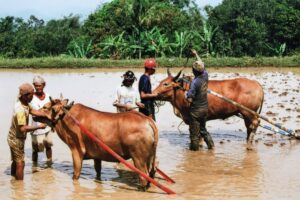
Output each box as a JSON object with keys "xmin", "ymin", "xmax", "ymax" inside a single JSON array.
[
  {"xmin": 153, "ymin": 68, "xmax": 183, "ymax": 101},
  {"xmin": 35, "ymin": 97, "xmax": 74, "ymax": 127}
]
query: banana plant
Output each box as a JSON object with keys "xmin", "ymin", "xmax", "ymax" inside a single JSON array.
[
  {"xmin": 265, "ymin": 42, "xmax": 286, "ymax": 57},
  {"xmin": 123, "ymin": 33, "xmax": 144, "ymax": 59},
  {"xmin": 99, "ymin": 32, "xmax": 126, "ymax": 59},
  {"xmin": 171, "ymin": 31, "xmax": 194, "ymax": 58},
  {"xmin": 67, "ymin": 39, "xmax": 92, "ymax": 58},
  {"xmin": 195, "ymin": 21, "xmax": 218, "ymax": 57},
  {"xmin": 146, "ymin": 27, "xmax": 172, "ymax": 57}
]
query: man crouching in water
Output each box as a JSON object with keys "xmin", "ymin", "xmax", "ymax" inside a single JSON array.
[
  {"xmin": 186, "ymin": 54, "xmax": 214, "ymax": 151},
  {"xmin": 7, "ymin": 83, "xmax": 47, "ymax": 180}
]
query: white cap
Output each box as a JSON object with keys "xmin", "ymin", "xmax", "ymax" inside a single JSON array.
[
  {"xmin": 33, "ymin": 76, "xmax": 45, "ymax": 84},
  {"xmin": 192, "ymin": 60, "xmax": 205, "ymax": 72}
]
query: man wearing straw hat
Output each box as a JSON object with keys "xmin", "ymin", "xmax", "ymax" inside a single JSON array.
[
  {"xmin": 186, "ymin": 50, "xmax": 214, "ymax": 151},
  {"xmin": 7, "ymin": 83, "xmax": 47, "ymax": 180},
  {"xmin": 30, "ymin": 76, "xmax": 53, "ymax": 167}
]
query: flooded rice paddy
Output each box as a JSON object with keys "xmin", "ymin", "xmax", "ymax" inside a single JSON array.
[{"xmin": 0, "ymin": 67, "xmax": 300, "ymax": 199}]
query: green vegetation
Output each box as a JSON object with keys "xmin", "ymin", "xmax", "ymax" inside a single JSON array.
[
  {"xmin": 0, "ymin": 0, "xmax": 299, "ymax": 65},
  {"xmin": 0, "ymin": 55, "xmax": 299, "ymax": 69}
]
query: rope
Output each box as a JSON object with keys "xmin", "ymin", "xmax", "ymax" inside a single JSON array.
[
  {"xmin": 177, "ymin": 120, "xmax": 185, "ymax": 134},
  {"xmin": 154, "ymin": 100, "xmax": 166, "ymax": 114}
]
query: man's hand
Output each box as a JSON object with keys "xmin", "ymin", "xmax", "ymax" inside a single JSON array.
[
  {"xmin": 136, "ymin": 102, "xmax": 145, "ymax": 109},
  {"xmin": 113, "ymin": 100, "xmax": 118, "ymax": 106},
  {"xmin": 38, "ymin": 124, "xmax": 47, "ymax": 129},
  {"xmin": 125, "ymin": 104, "xmax": 134, "ymax": 111},
  {"xmin": 152, "ymin": 91, "xmax": 158, "ymax": 98},
  {"xmin": 191, "ymin": 49, "xmax": 197, "ymax": 56}
]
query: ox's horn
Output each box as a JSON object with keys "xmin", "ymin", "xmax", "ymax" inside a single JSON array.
[
  {"xmin": 167, "ymin": 68, "xmax": 172, "ymax": 77},
  {"xmin": 60, "ymin": 93, "xmax": 63, "ymax": 100},
  {"xmin": 172, "ymin": 70, "xmax": 182, "ymax": 82},
  {"xmin": 49, "ymin": 96, "xmax": 55, "ymax": 105},
  {"xmin": 65, "ymin": 101, "xmax": 74, "ymax": 110}
]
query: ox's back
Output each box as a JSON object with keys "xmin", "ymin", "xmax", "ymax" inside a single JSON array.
[
  {"xmin": 207, "ymin": 78, "xmax": 264, "ymax": 120},
  {"xmin": 57, "ymin": 104, "xmax": 158, "ymax": 162}
]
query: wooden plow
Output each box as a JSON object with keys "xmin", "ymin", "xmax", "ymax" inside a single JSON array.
[{"xmin": 207, "ymin": 89, "xmax": 299, "ymax": 139}]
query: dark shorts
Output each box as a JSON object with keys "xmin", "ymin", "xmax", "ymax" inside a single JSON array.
[{"xmin": 139, "ymin": 103, "xmax": 156, "ymax": 121}]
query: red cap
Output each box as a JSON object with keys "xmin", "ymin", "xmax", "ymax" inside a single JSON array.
[{"xmin": 144, "ymin": 59, "xmax": 156, "ymax": 69}]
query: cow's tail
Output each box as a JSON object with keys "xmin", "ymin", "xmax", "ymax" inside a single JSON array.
[
  {"xmin": 257, "ymin": 84, "xmax": 264, "ymax": 114},
  {"xmin": 148, "ymin": 119, "xmax": 159, "ymax": 179}
]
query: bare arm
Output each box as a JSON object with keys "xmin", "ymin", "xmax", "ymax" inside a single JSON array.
[
  {"xmin": 136, "ymin": 102, "xmax": 144, "ymax": 109},
  {"xmin": 30, "ymin": 108, "xmax": 48, "ymax": 118},
  {"xmin": 113, "ymin": 101, "xmax": 130, "ymax": 109},
  {"xmin": 140, "ymin": 91, "xmax": 157, "ymax": 99},
  {"xmin": 191, "ymin": 49, "xmax": 201, "ymax": 60},
  {"xmin": 19, "ymin": 123, "xmax": 46, "ymax": 133}
]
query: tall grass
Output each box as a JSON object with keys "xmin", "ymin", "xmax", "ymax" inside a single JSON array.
[{"xmin": 0, "ymin": 55, "xmax": 299, "ymax": 69}]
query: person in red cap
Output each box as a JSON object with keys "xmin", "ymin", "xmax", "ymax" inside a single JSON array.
[
  {"xmin": 138, "ymin": 58, "xmax": 158, "ymax": 120},
  {"xmin": 7, "ymin": 83, "xmax": 48, "ymax": 180}
]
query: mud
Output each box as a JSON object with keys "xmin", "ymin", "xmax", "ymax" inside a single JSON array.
[{"xmin": 0, "ymin": 67, "xmax": 300, "ymax": 199}]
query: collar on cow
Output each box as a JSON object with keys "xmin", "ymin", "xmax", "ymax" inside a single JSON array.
[
  {"xmin": 51, "ymin": 102, "xmax": 74, "ymax": 127},
  {"xmin": 174, "ymin": 77, "xmax": 191, "ymax": 91}
]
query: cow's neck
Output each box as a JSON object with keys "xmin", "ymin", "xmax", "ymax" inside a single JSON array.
[{"xmin": 170, "ymin": 89, "xmax": 190, "ymax": 123}]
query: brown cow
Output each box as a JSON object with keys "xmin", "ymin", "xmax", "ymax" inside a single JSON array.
[
  {"xmin": 153, "ymin": 69, "xmax": 264, "ymax": 149},
  {"xmin": 37, "ymin": 98, "xmax": 158, "ymax": 190}
]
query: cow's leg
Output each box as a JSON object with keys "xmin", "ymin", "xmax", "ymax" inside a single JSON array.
[
  {"xmin": 94, "ymin": 159, "xmax": 102, "ymax": 180},
  {"xmin": 148, "ymin": 155, "xmax": 156, "ymax": 179},
  {"xmin": 197, "ymin": 135, "xmax": 204, "ymax": 148},
  {"xmin": 243, "ymin": 113, "xmax": 260, "ymax": 150},
  {"xmin": 132, "ymin": 156, "xmax": 149, "ymax": 191},
  {"xmin": 72, "ymin": 150, "xmax": 83, "ymax": 180}
]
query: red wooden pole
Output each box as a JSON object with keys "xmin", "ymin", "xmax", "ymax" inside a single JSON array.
[
  {"xmin": 67, "ymin": 114, "xmax": 176, "ymax": 195},
  {"xmin": 156, "ymin": 167, "xmax": 176, "ymax": 183}
]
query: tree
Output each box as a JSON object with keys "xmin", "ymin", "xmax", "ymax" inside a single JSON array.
[{"xmin": 207, "ymin": 0, "xmax": 300, "ymax": 56}]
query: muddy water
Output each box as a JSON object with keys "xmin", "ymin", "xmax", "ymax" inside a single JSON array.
[{"xmin": 0, "ymin": 67, "xmax": 300, "ymax": 199}]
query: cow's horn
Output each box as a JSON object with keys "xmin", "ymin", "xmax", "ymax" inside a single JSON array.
[
  {"xmin": 65, "ymin": 101, "xmax": 74, "ymax": 110},
  {"xmin": 49, "ymin": 96, "xmax": 55, "ymax": 105},
  {"xmin": 60, "ymin": 93, "xmax": 63, "ymax": 100},
  {"xmin": 167, "ymin": 68, "xmax": 172, "ymax": 77},
  {"xmin": 172, "ymin": 70, "xmax": 182, "ymax": 81}
]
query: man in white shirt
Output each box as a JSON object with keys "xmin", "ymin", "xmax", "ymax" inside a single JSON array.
[
  {"xmin": 113, "ymin": 70, "xmax": 144, "ymax": 112},
  {"xmin": 30, "ymin": 76, "xmax": 53, "ymax": 167}
]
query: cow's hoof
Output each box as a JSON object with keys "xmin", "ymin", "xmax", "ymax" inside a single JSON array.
[
  {"xmin": 246, "ymin": 145, "xmax": 255, "ymax": 151},
  {"xmin": 46, "ymin": 160, "xmax": 53, "ymax": 168},
  {"xmin": 95, "ymin": 175, "xmax": 101, "ymax": 181},
  {"xmin": 72, "ymin": 175, "xmax": 80, "ymax": 180},
  {"xmin": 138, "ymin": 185, "xmax": 149, "ymax": 192}
]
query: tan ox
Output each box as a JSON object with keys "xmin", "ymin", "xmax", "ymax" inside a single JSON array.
[
  {"xmin": 38, "ymin": 98, "xmax": 158, "ymax": 190},
  {"xmin": 153, "ymin": 70, "xmax": 264, "ymax": 148}
]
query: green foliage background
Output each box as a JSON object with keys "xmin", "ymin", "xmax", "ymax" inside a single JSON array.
[{"xmin": 0, "ymin": 0, "xmax": 299, "ymax": 60}]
